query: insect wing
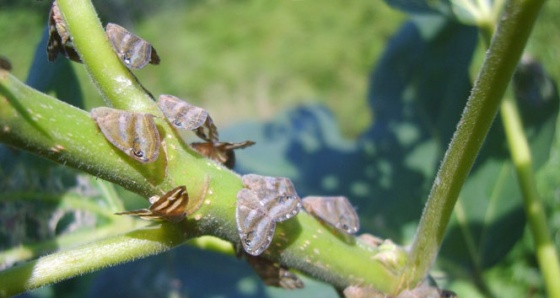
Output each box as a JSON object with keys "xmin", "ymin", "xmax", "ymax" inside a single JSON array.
[
  {"xmin": 91, "ymin": 107, "xmax": 160, "ymax": 163},
  {"xmin": 47, "ymin": 1, "xmax": 81, "ymax": 63},
  {"xmin": 242, "ymin": 174, "xmax": 295, "ymax": 195},
  {"xmin": 262, "ymin": 192, "xmax": 301, "ymax": 223},
  {"xmin": 106, "ymin": 23, "xmax": 159, "ymax": 69},
  {"xmin": 303, "ymin": 196, "xmax": 359, "ymax": 234},
  {"xmin": 242, "ymin": 175, "xmax": 301, "ymax": 222},
  {"xmin": 236, "ymin": 189, "xmax": 275, "ymax": 256},
  {"xmin": 194, "ymin": 116, "xmax": 219, "ymax": 142},
  {"xmin": 191, "ymin": 140, "xmax": 255, "ymax": 169},
  {"xmin": 115, "ymin": 208, "xmax": 160, "ymax": 221},
  {"xmin": 157, "ymin": 94, "xmax": 209, "ymax": 130},
  {"xmin": 148, "ymin": 186, "xmax": 188, "ymax": 222},
  {"xmin": 278, "ymin": 267, "xmax": 305, "ymax": 289},
  {"xmin": 246, "ymin": 255, "xmax": 304, "ymax": 289},
  {"xmin": 115, "ymin": 186, "xmax": 188, "ymax": 222}
]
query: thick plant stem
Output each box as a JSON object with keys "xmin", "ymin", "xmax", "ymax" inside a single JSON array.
[
  {"xmin": 401, "ymin": 0, "xmax": 546, "ymax": 288},
  {"xmin": 56, "ymin": 0, "xmax": 158, "ymax": 113},
  {"xmin": 0, "ymin": 70, "xmax": 167, "ymax": 197},
  {"xmin": 500, "ymin": 97, "xmax": 560, "ymax": 298}
]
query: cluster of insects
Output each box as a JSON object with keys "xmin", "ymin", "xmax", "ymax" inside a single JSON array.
[
  {"xmin": 46, "ymin": 0, "xmax": 364, "ymax": 290},
  {"xmin": 235, "ymin": 174, "xmax": 360, "ymax": 289}
]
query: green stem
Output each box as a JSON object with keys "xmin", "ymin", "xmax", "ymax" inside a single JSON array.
[
  {"xmin": 500, "ymin": 97, "xmax": 560, "ymax": 298},
  {"xmin": 0, "ymin": 191, "xmax": 115, "ymax": 219},
  {"xmin": 0, "ymin": 224, "xmax": 132, "ymax": 269},
  {"xmin": 479, "ymin": 10, "xmax": 560, "ymax": 297},
  {"xmin": 0, "ymin": 223, "xmax": 187, "ymax": 297},
  {"xmin": 402, "ymin": 0, "xmax": 546, "ymax": 288},
  {"xmin": 56, "ymin": 0, "xmax": 158, "ymax": 113},
  {"xmin": 95, "ymin": 179, "xmax": 126, "ymax": 213},
  {"xmin": 0, "ymin": 70, "xmax": 166, "ymax": 197},
  {"xmin": 0, "ymin": 72, "xmax": 402, "ymax": 294}
]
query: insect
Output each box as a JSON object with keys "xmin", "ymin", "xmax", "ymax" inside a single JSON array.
[
  {"xmin": 106, "ymin": 23, "xmax": 160, "ymax": 69},
  {"xmin": 158, "ymin": 94, "xmax": 209, "ymax": 130},
  {"xmin": 302, "ymin": 196, "xmax": 360, "ymax": 234},
  {"xmin": 91, "ymin": 107, "xmax": 160, "ymax": 163},
  {"xmin": 157, "ymin": 94, "xmax": 218, "ymax": 142},
  {"xmin": 245, "ymin": 254, "xmax": 304, "ymax": 289},
  {"xmin": 191, "ymin": 140, "xmax": 255, "ymax": 169},
  {"xmin": 236, "ymin": 174, "xmax": 302, "ymax": 256},
  {"xmin": 115, "ymin": 186, "xmax": 188, "ymax": 222},
  {"xmin": 46, "ymin": 0, "xmax": 81, "ymax": 63}
]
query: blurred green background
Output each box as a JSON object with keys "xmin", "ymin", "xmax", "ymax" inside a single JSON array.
[{"xmin": 0, "ymin": 0, "xmax": 406, "ymax": 137}]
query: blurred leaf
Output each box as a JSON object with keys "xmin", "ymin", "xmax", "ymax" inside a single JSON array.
[
  {"xmin": 230, "ymin": 17, "xmax": 558, "ymax": 296},
  {"xmin": 26, "ymin": 26, "xmax": 84, "ymax": 108},
  {"xmin": 382, "ymin": 0, "xmax": 453, "ymax": 16},
  {"xmin": 232, "ymin": 19, "xmax": 478, "ymax": 242},
  {"xmin": 0, "ymin": 146, "xmax": 98, "ymax": 258},
  {"xmin": 0, "ymin": 26, "xmax": 91, "ymax": 254}
]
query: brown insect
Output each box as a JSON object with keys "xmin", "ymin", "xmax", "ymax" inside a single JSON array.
[
  {"xmin": 91, "ymin": 107, "xmax": 160, "ymax": 163},
  {"xmin": 245, "ymin": 254, "xmax": 304, "ymax": 289},
  {"xmin": 157, "ymin": 94, "xmax": 209, "ymax": 130},
  {"xmin": 157, "ymin": 94, "xmax": 219, "ymax": 142},
  {"xmin": 191, "ymin": 140, "xmax": 255, "ymax": 169},
  {"xmin": 236, "ymin": 174, "xmax": 302, "ymax": 256},
  {"xmin": 46, "ymin": 0, "xmax": 81, "ymax": 63},
  {"xmin": 192, "ymin": 115, "xmax": 219, "ymax": 143},
  {"xmin": 105, "ymin": 23, "xmax": 160, "ymax": 69},
  {"xmin": 302, "ymin": 196, "xmax": 360, "ymax": 234},
  {"xmin": 115, "ymin": 186, "xmax": 188, "ymax": 222}
]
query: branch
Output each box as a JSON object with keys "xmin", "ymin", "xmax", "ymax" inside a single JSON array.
[
  {"xmin": 0, "ymin": 223, "xmax": 187, "ymax": 297},
  {"xmin": 500, "ymin": 96, "xmax": 560, "ymax": 298},
  {"xmin": 402, "ymin": 0, "xmax": 547, "ymax": 287},
  {"xmin": 56, "ymin": 0, "xmax": 157, "ymax": 113}
]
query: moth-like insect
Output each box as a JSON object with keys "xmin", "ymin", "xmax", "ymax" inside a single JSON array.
[
  {"xmin": 236, "ymin": 174, "xmax": 302, "ymax": 256},
  {"xmin": 157, "ymin": 94, "xmax": 219, "ymax": 142},
  {"xmin": 115, "ymin": 186, "xmax": 188, "ymax": 222},
  {"xmin": 106, "ymin": 23, "xmax": 160, "ymax": 69},
  {"xmin": 191, "ymin": 140, "xmax": 255, "ymax": 169},
  {"xmin": 303, "ymin": 196, "xmax": 359, "ymax": 234},
  {"xmin": 91, "ymin": 107, "xmax": 160, "ymax": 163},
  {"xmin": 158, "ymin": 94, "xmax": 209, "ymax": 130},
  {"xmin": 47, "ymin": 0, "xmax": 81, "ymax": 63},
  {"xmin": 245, "ymin": 254, "xmax": 304, "ymax": 289}
]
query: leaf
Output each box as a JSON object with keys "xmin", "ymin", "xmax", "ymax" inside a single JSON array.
[
  {"xmin": 26, "ymin": 26, "xmax": 84, "ymax": 108},
  {"xmin": 0, "ymin": 27, "xmax": 106, "ymax": 261},
  {"xmin": 382, "ymin": 0, "xmax": 453, "ymax": 16},
  {"xmin": 231, "ymin": 19, "xmax": 478, "ymax": 243}
]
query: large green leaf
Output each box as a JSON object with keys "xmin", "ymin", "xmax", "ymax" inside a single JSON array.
[{"xmin": 232, "ymin": 18, "xmax": 478, "ymax": 242}]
